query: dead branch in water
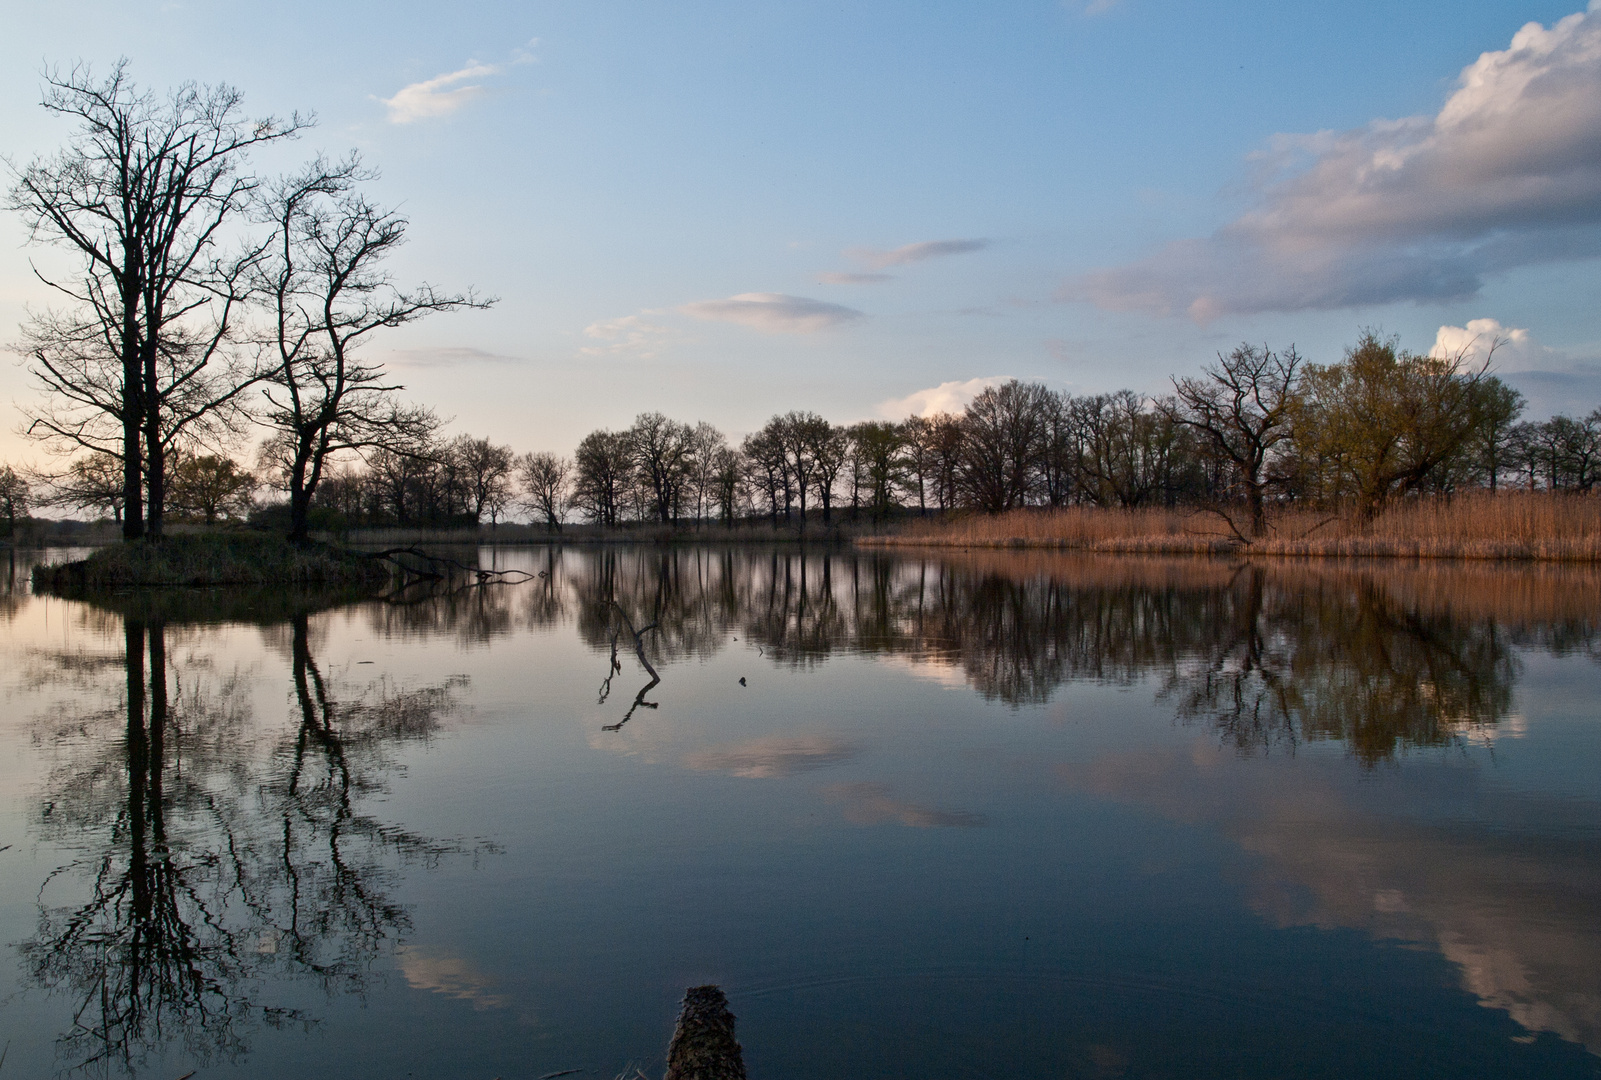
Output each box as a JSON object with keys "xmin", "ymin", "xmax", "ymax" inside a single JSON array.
[
  {"xmin": 367, "ymin": 546, "xmax": 537, "ymax": 585},
  {"xmin": 599, "ymin": 600, "xmax": 662, "ymax": 731}
]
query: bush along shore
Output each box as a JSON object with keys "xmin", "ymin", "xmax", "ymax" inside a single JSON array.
[
  {"xmin": 32, "ymin": 532, "xmax": 392, "ymax": 592},
  {"xmin": 857, "ymin": 491, "xmax": 1601, "ymax": 562}
]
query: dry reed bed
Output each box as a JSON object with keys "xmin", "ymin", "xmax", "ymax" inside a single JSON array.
[{"xmin": 861, "ymin": 492, "xmax": 1601, "ymax": 562}]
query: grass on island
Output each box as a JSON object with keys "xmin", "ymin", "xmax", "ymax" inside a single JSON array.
[
  {"xmin": 861, "ymin": 491, "xmax": 1601, "ymax": 562},
  {"xmin": 32, "ymin": 531, "xmax": 393, "ymax": 592}
]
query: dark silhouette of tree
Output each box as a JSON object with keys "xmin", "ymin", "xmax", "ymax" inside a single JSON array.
[
  {"xmin": 0, "ymin": 463, "xmax": 30, "ymax": 537},
  {"xmin": 572, "ymin": 430, "xmax": 633, "ymax": 526},
  {"xmin": 39, "ymin": 451, "xmax": 127, "ymax": 522},
  {"xmin": 958, "ymin": 380, "xmax": 1052, "ymax": 511},
  {"xmin": 519, "ymin": 451, "xmax": 572, "ymax": 532},
  {"xmin": 9, "ymin": 61, "xmax": 306, "ymax": 538},
  {"xmin": 254, "ymin": 155, "xmax": 487, "ymax": 542}
]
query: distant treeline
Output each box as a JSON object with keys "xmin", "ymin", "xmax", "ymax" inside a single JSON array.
[
  {"xmin": 297, "ymin": 330, "xmax": 1594, "ymax": 536},
  {"xmin": 12, "ymin": 330, "xmax": 1599, "ymax": 538}
]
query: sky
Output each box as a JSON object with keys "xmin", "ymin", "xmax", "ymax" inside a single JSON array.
[{"xmin": 2, "ymin": 0, "xmax": 1600, "ymax": 466}]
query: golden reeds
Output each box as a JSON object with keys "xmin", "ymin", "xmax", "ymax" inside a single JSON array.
[{"xmin": 860, "ymin": 491, "xmax": 1601, "ymax": 562}]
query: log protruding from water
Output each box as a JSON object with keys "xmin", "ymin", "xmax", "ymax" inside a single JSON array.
[{"xmin": 664, "ymin": 985, "xmax": 747, "ymax": 1080}]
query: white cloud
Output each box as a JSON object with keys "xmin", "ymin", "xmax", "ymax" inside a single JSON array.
[
  {"xmin": 1430, "ymin": 317, "xmax": 1540, "ymax": 369},
  {"xmin": 1430, "ymin": 317, "xmax": 1601, "ymax": 419},
  {"xmin": 379, "ymin": 62, "xmax": 501, "ymax": 123},
  {"xmin": 579, "ymin": 312, "xmax": 675, "ymax": 358},
  {"xmin": 850, "ymin": 238, "xmax": 991, "ymax": 269},
  {"xmin": 817, "ymin": 271, "xmax": 893, "ymax": 284},
  {"xmin": 680, "ymin": 292, "xmax": 863, "ymax": 334},
  {"xmin": 877, "ymin": 376, "xmax": 1009, "ymax": 419},
  {"xmin": 1069, "ymin": 5, "xmax": 1601, "ymax": 318}
]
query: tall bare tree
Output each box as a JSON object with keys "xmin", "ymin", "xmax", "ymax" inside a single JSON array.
[
  {"xmin": 572, "ymin": 430, "xmax": 632, "ymax": 526},
  {"xmin": 254, "ymin": 155, "xmax": 487, "ymax": 541},
  {"xmin": 518, "ymin": 451, "xmax": 571, "ymax": 532},
  {"xmin": 9, "ymin": 61, "xmax": 305, "ymax": 538},
  {"xmin": 449, "ymin": 435, "xmax": 515, "ymax": 526},
  {"xmin": 1162, "ymin": 343, "xmax": 1301, "ymax": 537},
  {"xmin": 627, "ymin": 412, "xmax": 693, "ymax": 524},
  {"xmin": 959, "ymin": 380, "xmax": 1051, "ymax": 512}
]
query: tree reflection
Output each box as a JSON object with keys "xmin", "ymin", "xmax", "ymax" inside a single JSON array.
[
  {"xmin": 23, "ymin": 610, "xmax": 472, "ymax": 1073},
  {"xmin": 485, "ymin": 547, "xmax": 1587, "ymax": 763}
]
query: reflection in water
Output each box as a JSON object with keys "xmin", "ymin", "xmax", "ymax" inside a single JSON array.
[
  {"xmin": 514, "ymin": 547, "xmax": 1594, "ymax": 1058},
  {"xmin": 22, "ymin": 611, "xmax": 474, "ymax": 1073},
  {"xmin": 8, "ymin": 546, "xmax": 1598, "ymax": 1073},
  {"xmin": 1060, "ymin": 744, "xmax": 1601, "ymax": 1053},
  {"xmin": 491, "ymin": 548, "xmax": 1594, "ymax": 764}
]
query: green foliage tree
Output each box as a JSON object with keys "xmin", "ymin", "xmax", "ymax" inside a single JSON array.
[
  {"xmin": 1292, "ymin": 331, "xmax": 1507, "ymax": 515},
  {"xmin": 166, "ymin": 452, "xmax": 255, "ymax": 524}
]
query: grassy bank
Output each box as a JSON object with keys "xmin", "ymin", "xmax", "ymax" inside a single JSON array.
[
  {"xmin": 858, "ymin": 491, "xmax": 1601, "ymax": 562},
  {"xmin": 32, "ymin": 532, "xmax": 392, "ymax": 591}
]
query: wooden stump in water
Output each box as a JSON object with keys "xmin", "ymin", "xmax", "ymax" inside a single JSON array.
[{"xmin": 664, "ymin": 985, "xmax": 747, "ymax": 1080}]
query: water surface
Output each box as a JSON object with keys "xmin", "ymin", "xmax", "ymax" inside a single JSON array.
[{"xmin": 0, "ymin": 546, "xmax": 1597, "ymax": 1078}]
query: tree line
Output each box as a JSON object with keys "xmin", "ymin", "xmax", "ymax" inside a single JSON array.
[{"xmin": 6, "ymin": 64, "xmax": 1597, "ymax": 543}]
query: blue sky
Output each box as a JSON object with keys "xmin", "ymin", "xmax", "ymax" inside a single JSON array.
[{"xmin": 3, "ymin": 0, "xmax": 1599, "ymax": 464}]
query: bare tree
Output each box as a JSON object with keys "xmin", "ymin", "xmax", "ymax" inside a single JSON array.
[
  {"xmin": 518, "ymin": 451, "xmax": 571, "ymax": 532},
  {"xmin": 741, "ymin": 425, "xmax": 789, "ymax": 527},
  {"xmin": 1162, "ymin": 343, "xmax": 1301, "ymax": 537},
  {"xmin": 39, "ymin": 452, "xmax": 127, "ymax": 522},
  {"xmin": 449, "ymin": 436, "xmax": 515, "ymax": 526},
  {"xmin": 9, "ymin": 61, "xmax": 305, "ymax": 538},
  {"xmin": 572, "ymin": 430, "xmax": 633, "ymax": 526},
  {"xmin": 682, "ymin": 422, "xmax": 729, "ymax": 527},
  {"xmin": 627, "ymin": 412, "xmax": 693, "ymax": 524},
  {"xmin": 804, "ymin": 420, "xmax": 847, "ymax": 526},
  {"xmin": 254, "ymin": 155, "xmax": 488, "ymax": 541},
  {"xmin": 900, "ymin": 415, "xmax": 934, "ymax": 514},
  {"xmin": 848, "ymin": 421, "xmax": 910, "ymax": 521},
  {"xmin": 959, "ymin": 380, "xmax": 1052, "ymax": 512},
  {"xmin": 775, "ymin": 411, "xmax": 829, "ymax": 528}
]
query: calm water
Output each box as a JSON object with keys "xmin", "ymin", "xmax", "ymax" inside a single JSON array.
[{"xmin": 0, "ymin": 545, "xmax": 1598, "ymax": 1079}]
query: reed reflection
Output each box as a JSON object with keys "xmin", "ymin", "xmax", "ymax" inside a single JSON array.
[{"xmin": 23, "ymin": 608, "xmax": 475, "ymax": 1073}]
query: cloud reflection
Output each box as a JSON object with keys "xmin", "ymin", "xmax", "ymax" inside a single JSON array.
[
  {"xmin": 1058, "ymin": 746, "xmax": 1601, "ymax": 1055},
  {"xmin": 683, "ymin": 735, "xmax": 859, "ymax": 778},
  {"xmin": 397, "ymin": 947, "xmax": 509, "ymax": 1010},
  {"xmin": 824, "ymin": 782, "xmax": 986, "ymax": 828}
]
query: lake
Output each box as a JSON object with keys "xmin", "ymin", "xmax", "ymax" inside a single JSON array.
[{"xmin": 0, "ymin": 545, "xmax": 1597, "ymax": 1079}]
